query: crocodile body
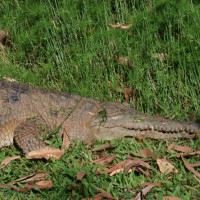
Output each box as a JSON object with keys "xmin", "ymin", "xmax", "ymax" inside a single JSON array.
[{"xmin": 0, "ymin": 80, "xmax": 199, "ymax": 154}]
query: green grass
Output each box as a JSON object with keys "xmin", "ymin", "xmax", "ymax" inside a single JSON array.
[
  {"xmin": 1, "ymin": 138, "xmax": 200, "ymax": 199},
  {"xmin": 0, "ymin": 0, "xmax": 200, "ymax": 199}
]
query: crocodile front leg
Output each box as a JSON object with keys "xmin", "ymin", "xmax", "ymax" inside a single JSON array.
[{"xmin": 14, "ymin": 118, "xmax": 49, "ymax": 154}]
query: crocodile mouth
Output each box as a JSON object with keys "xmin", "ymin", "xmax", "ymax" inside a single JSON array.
[
  {"xmin": 95, "ymin": 126, "xmax": 197, "ymax": 140},
  {"xmin": 93, "ymin": 114, "xmax": 199, "ymax": 140}
]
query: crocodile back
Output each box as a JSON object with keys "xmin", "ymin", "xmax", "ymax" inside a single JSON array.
[{"xmin": 0, "ymin": 80, "xmax": 83, "ymax": 146}]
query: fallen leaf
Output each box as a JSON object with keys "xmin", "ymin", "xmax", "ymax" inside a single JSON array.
[
  {"xmin": 0, "ymin": 183, "xmax": 28, "ymax": 193},
  {"xmin": 25, "ymin": 147, "xmax": 65, "ymax": 160},
  {"xmin": 108, "ymin": 23, "xmax": 122, "ymax": 28},
  {"xmin": 181, "ymin": 155, "xmax": 200, "ymax": 178},
  {"xmin": 25, "ymin": 180, "xmax": 53, "ymax": 190},
  {"xmin": 104, "ymin": 160, "xmax": 131, "ymax": 174},
  {"xmin": 0, "ymin": 173, "xmax": 52, "ymax": 193},
  {"xmin": 190, "ymin": 163, "xmax": 200, "ymax": 167},
  {"xmin": 10, "ymin": 184, "xmax": 28, "ymax": 193},
  {"xmin": 0, "ymin": 30, "xmax": 9, "ymax": 43},
  {"xmin": 139, "ymin": 149, "xmax": 157, "ymax": 159},
  {"xmin": 11, "ymin": 172, "xmax": 48, "ymax": 184},
  {"xmin": 92, "ymin": 155, "xmax": 118, "ymax": 166},
  {"xmin": 170, "ymin": 151, "xmax": 200, "ymax": 158},
  {"xmin": 124, "ymin": 85, "xmax": 133, "ymax": 103},
  {"xmin": 136, "ymin": 182, "xmax": 161, "ymax": 188},
  {"xmin": 103, "ymin": 158, "xmax": 151, "ymax": 176},
  {"xmin": 109, "ymin": 168, "xmax": 124, "ymax": 176},
  {"xmin": 173, "ymin": 145, "xmax": 192, "ymax": 153},
  {"xmin": 184, "ymin": 184, "xmax": 199, "ymax": 191},
  {"xmin": 91, "ymin": 192, "xmax": 114, "ymax": 200},
  {"xmin": 0, "ymin": 155, "xmax": 21, "ymax": 169},
  {"xmin": 94, "ymin": 187, "xmax": 115, "ymax": 200},
  {"xmin": 92, "ymin": 143, "xmax": 113, "ymax": 151},
  {"xmin": 0, "ymin": 184, "xmax": 11, "ymax": 189},
  {"xmin": 133, "ymin": 183, "xmax": 161, "ymax": 200},
  {"xmin": 136, "ymin": 167, "xmax": 150, "ymax": 177},
  {"xmin": 194, "ymin": 175, "xmax": 200, "ymax": 184},
  {"xmin": 0, "ymin": 29, "xmax": 12, "ymax": 64},
  {"xmin": 157, "ymin": 158, "xmax": 178, "ymax": 175},
  {"xmin": 3, "ymin": 77, "xmax": 18, "ymax": 82},
  {"xmin": 76, "ymin": 172, "xmax": 86, "ymax": 181},
  {"xmin": 115, "ymin": 55, "xmax": 130, "ymax": 65},
  {"xmin": 125, "ymin": 158, "xmax": 152, "ymax": 172},
  {"xmin": 167, "ymin": 143, "xmax": 176, "ymax": 151},
  {"xmin": 163, "ymin": 196, "xmax": 181, "ymax": 200},
  {"xmin": 169, "ymin": 145, "xmax": 192, "ymax": 153},
  {"xmin": 120, "ymin": 24, "xmax": 132, "ymax": 30},
  {"xmin": 108, "ymin": 23, "xmax": 132, "ymax": 30},
  {"xmin": 152, "ymin": 52, "xmax": 167, "ymax": 62},
  {"xmin": 61, "ymin": 130, "xmax": 71, "ymax": 149}
]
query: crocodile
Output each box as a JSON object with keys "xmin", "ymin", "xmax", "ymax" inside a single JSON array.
[{"xmin": 0, "ymin": 80, "xmax": 199, "ymax": 155}]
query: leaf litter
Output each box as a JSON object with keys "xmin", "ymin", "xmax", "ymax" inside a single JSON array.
[{"xmin": 1, "ymin": 136, "xmax": 199, "ymax": 198}]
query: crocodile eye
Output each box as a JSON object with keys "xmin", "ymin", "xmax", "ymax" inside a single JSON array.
[{"xmin": 10, "ymin": 94, "xmax": 19, "ymax": 102}]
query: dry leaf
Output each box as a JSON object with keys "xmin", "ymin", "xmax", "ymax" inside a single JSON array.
[
  {"xmin": 152, "ymin": 52, "xmax": 167, "ymax": 62},
  {"xmin": 84, "ymin": 192, "xmax": 114, "ymax": 200},
  {"xmin": 173, "ymin": 146, "xmax": 192, "ymax": 153},
  {"xmin": 94, "ymin": 187, "xmax": 115, "ymax": 200},
  {"xmin": 0, "ymin": 29, "xmax": 12, "ymax": 64},
  {"xmin": 190, "ymin": 163, "xmax": 200, "ymax": 167},
  {"xmin": 108, "ymin": 23, "xmax": 122, "ymax": 28},
  {"xmin": 0, "ymin": 30, "xmax": 9, "ymax": 43},
  {"xmin": 1, "ymin": 173, "xmax": 51, "ymax": 193},
  {"xmin": 109, "ymin": 168, "xmax": 133, "ymax": 176},
  {"xmin": 92, "ymin": 155, "xmax": 118, "ymax": 166},
  {"xmin": 9, "ymin": 184, "xmax": 28, "ymax": 193},
  {"xmin": 36, "ymin": 180, "xmax": 53, "ymax": 189},
  {"xmin": 124, "ymin": 86, "xmax": 133, "ymax": 103},
  {"xmin": 168, "ymin": 143, "xmax": 192, "ymax": 153},
  {"xmin": 139, "ymin": 149, "xmax": 157, "ymax": 159},
  {"xmin": 92, "ymin": 143, "xmax": 112, "ymax": 151},
  {"xmin": 133, "ymin": 183, "xmax": 161, "ymax": 200},
  {"xmin": 25, "ymin": 147, "xmax": 65, "ymax": 160},
  {"xmin": 184, "ymin": 184, "xmax": 199, "ymax": 191},
  {"xmin": 125, "ymin": 158, "xmax": 152, "ymax": 172},
  {"xmin": 163, "ymin": 196, "xmax": 181, "ymax": 200},
  {"xmin": 157, "ymin": 158, "xmax": 178, "ymax": 175},
  {"xmin": 136, "ymin": 167, "xmax": 150, "ymax": 177},
  {"xmin": 109, "ymin": 168, "xmax": 124, "ymax": 176},
  {"xmin": 62, "ymin": 130, "xmax": 71, "ymax": 149},
  {"xmin": 168, "ymin": 143, "xmax": 176, "ymax": 151},
  {"xmin": 108, "ymin": 23, "xmax": 132, "ymax": 30},
  {"xmin": 181, "ymin": 155, "xmax": 200, "ymax": 178},
  {"xmin": 103, "ymin": 159, "xmax": 151, "ymax": 176},
  {"xmin": 115, "ymin": 55, "xmax": 129, "ymax": 65},
  {"xmin": 12, "ymin": 172, "xmax": 48, "ymax": 184},
  {"xmin": 0, "ymin": 184, "xmax": 28, "ymax": 193},
  {"xmin": 76, "ymin": 172, "xmax": 86, "ymax": 181},
  {"xmin": 120, "ymin": 24, "xmax": 132, "ymax": 30},
  {"xmin": 25, "ymin": 180, "xmax": 53, "ymax": 190},
  {"xmin": 3, "ymin": 77, "xmax": 18, "ymax": 82},
  {"xmin": 104, "ymin": 160, "xmax": 131, "ymax": 174},
  {"xmin": 0, "ymin": 155, "xmax": 21, "ymax": 169},
  {"xmin": 170, "ymin": 151, "xmax": 200, "ymax": 158}
]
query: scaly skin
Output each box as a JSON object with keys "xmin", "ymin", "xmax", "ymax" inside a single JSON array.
[{"xmin": 0, "ymin": 80, "xmax": 199, "ymax": 154}]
